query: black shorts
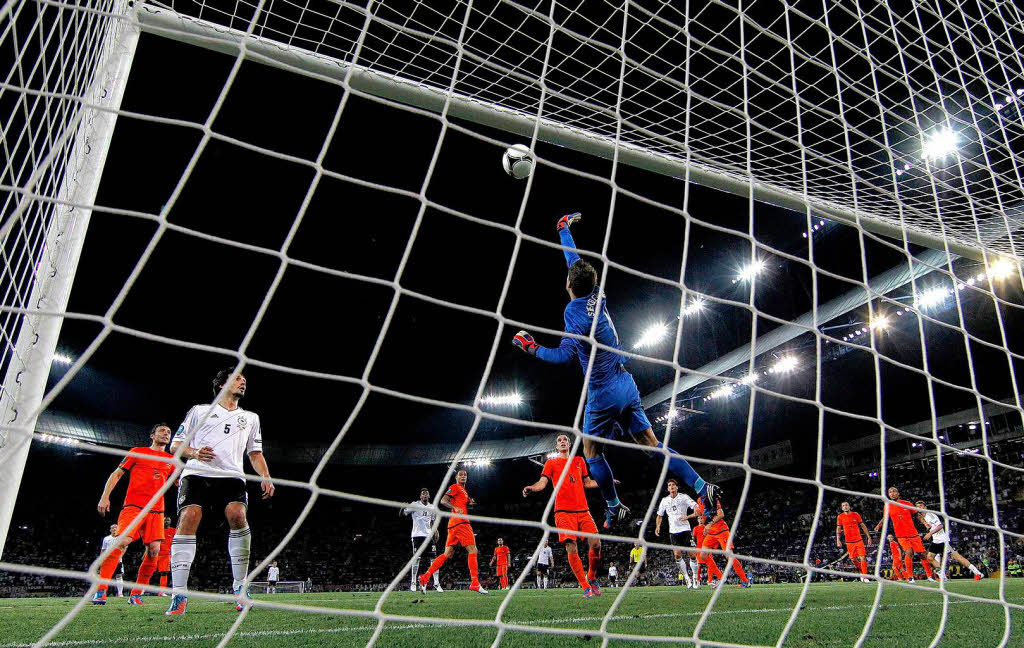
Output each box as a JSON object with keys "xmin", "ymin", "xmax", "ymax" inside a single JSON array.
[
  {"xmin": 670, "ymin": 530, "xmax": 695, "ymax": 548},
  {"xmin": 536, "ymin": 563, "xmax": 549, "ymax": 574},
  {"xmin": 411, "ymin": 536, "xmax": 437, "ymax": 556},
  {"xmin": 113, "ymin": 561, "xmax": 123, "ymax": 577},
  {"xmin": 268, "ymin": 580, "xmax": 278, "ymax": 587},
  {"xmin": 177, "ymin": 475, "xmax": 248, "ymax": 514},
  {"xmin": 634, "ymin": 561, "xmax": 646, "ymax": 574},
  {"xmin": 929, "ymin": 542, "xmax": 948, "ymax": 555}
]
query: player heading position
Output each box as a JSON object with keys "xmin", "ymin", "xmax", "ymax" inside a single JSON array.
[
  {"xmin": 873, "ymin": 487, "xmax": 934, "ymax": 583},
  {"xmin": 403, "ymin": 488, "xmax": 442, "ymax": 592},
  {"xmin": 696, "ymin": 495, "xmax": 749, "ymax": 587},
  {"xmin": 157, "ymin": 516, "xmax": 175, "ymax": 595},
  {"xmin": 914, "ymin": 500, "xmax": 983, "ymax": 581},
  {"xmin": 655, "ymin": 478, "xmax": 698, "ymax": 589},
  {"xmin": 836, "ymin": 501, "xmax": 872, "ymax": 582},
  {"xmin": 523, "ymin": 433, "xmax": 603, "ymax": 598},
  {"xmin": 419, "ymin": 470, "xmax": 487, "ymax": 594},
  {"xmin": 94, "ymin": 424, "xmax": 176, "ymax": 605},
  {"xmin": 490, "ymin": 538, "xmax": 511, "ymax": 589},
  {"xmin": 511, "ymin": 214, "xmax": 718, "ymax": 528},
  {"xmin": 166, "ymin": 369, "xmax": 274, "ymax": 616}
]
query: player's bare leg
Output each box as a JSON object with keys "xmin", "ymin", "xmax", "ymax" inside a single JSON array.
[
  {"xmin": 226, "ymin": 502, "xmax": 253, "ymax": 610},
  {"xmin": 947, "ymin": 550, "xmax": 984, "ymax": 579},
  {"xmin": 166, "ymin": 505, "xmax": 201, "ymax": 615}
]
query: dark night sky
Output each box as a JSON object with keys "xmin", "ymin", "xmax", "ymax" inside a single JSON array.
[{"xmin": 41, "ymin": 26, "xmax": 1024, "ymax": 480}]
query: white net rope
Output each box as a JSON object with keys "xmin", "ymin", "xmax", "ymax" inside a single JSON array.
[{"xmin": 0, "ymin": 0, "xmax": 1022, "ymax": 646}]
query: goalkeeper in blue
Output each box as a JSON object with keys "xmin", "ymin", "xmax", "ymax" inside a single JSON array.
[{"xmin": 512, "ymin": 213, "xmax": 719, "ymax": 530}]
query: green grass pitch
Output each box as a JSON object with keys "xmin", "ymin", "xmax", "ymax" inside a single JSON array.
[{"xmin": 1, "ymin": 580, "xmax": 1021, "ymax": 647}]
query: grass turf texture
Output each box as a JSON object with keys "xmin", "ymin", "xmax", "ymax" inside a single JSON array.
[{"xmin": 0, "ymin": 580, "xmax": 1021, "ymax": 647}]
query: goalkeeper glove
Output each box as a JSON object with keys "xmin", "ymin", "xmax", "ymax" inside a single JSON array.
[
  {"xmin": 556, "ymin": 212, "xmax": 581, "ymax": 231},
  {"xmin": 512, "ymin": 331, "xmax": 538, "ymax": 355}
]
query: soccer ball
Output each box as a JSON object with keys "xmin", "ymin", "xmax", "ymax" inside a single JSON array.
[{"xmin": 502, "ymin": 144, "xmax": 534, "ymax": 179}]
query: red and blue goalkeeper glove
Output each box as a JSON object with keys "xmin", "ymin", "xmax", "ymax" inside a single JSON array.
[
  {"xmin": 512, "ymin": 331, "xmax": 538, "ymax": 355},
  {"xmin": 556, "ymin": 212, "xmax": 581, "ymax": 231}
]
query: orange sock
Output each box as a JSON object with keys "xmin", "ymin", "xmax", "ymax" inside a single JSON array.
[
  {"xmin": 423, "ymin": 554, "xmax": 447, "ymax": 582},
  {"xmin": 732, "ymin": 559, "xmax": 748, "ymax": 583},
  {"xmin": 500, "ymin": 575, "xmax": 508, "ymax": 588},
  {"xmin": 131, "ymin": 554, "xmax": 158, "ymax": 596},
  {"xmin": 904, "ymin": 554, "xmax": 914, "ymax": 578},
  {"xmin": 586, "ymin": 548, "xmax": 600, "ymax": 583},
  {"xmin": 922, "ymin": 559, "xmax": 934, "ymax": 579},
  {"xmin": 467, "ymin": 554, "xmax": 479, "ymax": 586},
  {"xmin": 159, "ymin": 574, "xmax": 168, "ymax": 589},
  {"xmin": 97, "ymin": 547, "xmax": 124, "ymax": 594},
  {"xmin": 567, "ymin": 552, "xmax": 590, "ymax": 590},
  {"xmin": 857, "ymin": 559, "xmax": 869, "ymax": 575},
  {"xmin": 705, "ymin": 559, "xmax": 723, "ymax": 582}
]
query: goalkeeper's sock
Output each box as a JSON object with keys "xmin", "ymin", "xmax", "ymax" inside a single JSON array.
[
  {"xmin": 653, "ymin": 443, "xmax": 703, "ymax": 494},
  {"xmin": 467, "ymin": 554, "xmax": 479, "ymax": 586},
  {"xmin": 585, "ymin": 456, "xmax": 619, "ymax": 507},
  {"xmin": 97, "ymin": 547, "xmax": 123, "ymax": 594},
  {"xmin": 586, "ymin": 547, "xmax": 600, "ymax": 582},
  {"xmin": 567, "ymin": 552, "xmax": 589, "ymax": 590}
]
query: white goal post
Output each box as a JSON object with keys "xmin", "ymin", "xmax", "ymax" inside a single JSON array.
[{"xmin": 249, "ymin": 580, "xmax": 307, "ymax": 594}]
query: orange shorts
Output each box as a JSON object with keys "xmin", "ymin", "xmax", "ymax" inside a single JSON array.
[
  {"xmin": 445, "ymin": 523, "xmax": 475, "ymax": 547},
  {"xmin": 157, "ymin": 556, "xmax": 170, "ymax": 572},
  {"xmin": 116, "ymin": 507, "xmax": 165, "ymax": 545},
  {"xmin": 496, "ymin": 564, "xmax": 508, "ymax": 576},
  {"xmin": 553, "ymin": 511, "xmax": 598, "ymax": 543},
  {"xmin": 699, "ymin": 530, "xmax": 733, "ymax": 561},
  {"xmin": 897, "ymin": 536, "xmax": 926, "ymax": 554},
  {"xmin": 847, "ymin": 541, "xmax": 866, "ymax": 560}
]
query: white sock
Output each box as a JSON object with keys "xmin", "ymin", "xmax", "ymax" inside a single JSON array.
[
  {"xmin": 536, "ymin": 575, "xmax": 541, "ymax": 588},
  {"xmin": 678, "ymin": 559, "xmax": 692, "ymax": 586},
  {"xmin": 433, "ymin": 572, "xmax": 440, "ymax": 586},
  {"xmin": 411, "ymin": 558, "xmax": 420, "ymax": 586},
  {"xmin": 115, "ymin": 576, "xmax": 123, "ymax": 597},
  {"xmin": 171, "ymin": 535, "xmax": 197, "ymax": 592},
  {"xmin": 228, "ymin": 527, "xmax": 251, "ymax": 590},
  {"xmin": 690, "ymin": 559, "xmax": 699, "ymax": 583},
  {"xmin": 969, "ymin": 564, "xmax": 981, "ymax": 575},
  {"xmin": 543, "ymin": 576, "xmax": 548, "ymax": 589}
]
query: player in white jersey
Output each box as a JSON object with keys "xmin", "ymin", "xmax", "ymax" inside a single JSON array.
[
  {"xmin": 915, "ymin": 500, "xmax": 984, "ymax": 581},
  {"xmin": 166, "ymin": 369, "xmax": 274, "ymax": 616},
  {"xmin": 267, "ymin": 562, "xmax": 280, "ymax": 593},
  {"xmin": 654, "ymin": 479, "xmax": 698, "ymax": 588},
  {"xmin": 403, "ymin": 488, "xmax": 442, "ymax": 592},
  {"xmin": 608, "ymin": 562, "xmax": 618, "ymax": 586},
  {"xmin": 535, "ymin": 540, "xmax": 554, "ymax": 589},
  {"xmin": 100, "ymin": 525, "xmax": 125, "ymax": 597}
]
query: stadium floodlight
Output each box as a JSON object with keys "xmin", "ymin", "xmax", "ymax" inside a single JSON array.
[
  {"xmin": 683, "ymin": 298, "xmax": 705, "ymax": 316},
  {"xmin": 921, "ymin": 128, "xmax": 958, "ymax": 160},
  {"xmin": 707, "ymin": 384, "xmax": 735, "ymax": 400},
  {"xmin": 735, "ymin": 259, "xmax": 766, "ymax": 282},
  {"xmin": 52, "ymin": 353, "xmax": 73, "ymax": 365},
  {"xmin": 463, "ymin": 459, "xmax": 492, "ymax": 467},
  {"xmin": 479, "ymin": 392, "xmax": 523, "ymax": 407},
  {"xmin": 634, "ymin": 322, "xmax": 671, "ymax": 350},
  {"xmin": 869, "ymin": 315, "xmax": 890, "ymax": 331},
  {"xmin": 770, "ymin": 356, "xmax": 798, "ymax": 374},
  {"xmin": 987, "ymin": 258, "xmax": 1016, "ymax": 280},
  {"xmin": 739, "ymin": 373, "xmax": 759, "ymax": 386},
  {"xmin": 915, "ymin": 286, "xmax": 951, "ymax": 309}
]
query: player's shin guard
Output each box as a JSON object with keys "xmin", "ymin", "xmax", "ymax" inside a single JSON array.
[
  {"xmin": 228, "ymin": 527, "xmax": 251, "ymax": 590},
  {"xmin": 170, "ymin": 535, "xmax": 197, "ymax": 591},
  {"xmin": 654, "ymin": 443, "xmax": 704, "ymax": 495},
  {"xmin": 97, "ymin": 547, "xmax": 124, "ymax": 594},
  {"xmin": 587, "ymin": 547, "xmax": 601, "ymax": 582},
  {"xmin": 467, "ymin": 554, "xmax": 479, "ymax": 586},
  {"xmin": 585, "ymin": 456, "xmax": 620, "ymax": 508},
  {"xmin": 132, "ymin": 554, "xmax": 159, "ymax": 596},
  {"xmin": 567, "ymin": 552, "xmax": 589, "ymax": 590}
]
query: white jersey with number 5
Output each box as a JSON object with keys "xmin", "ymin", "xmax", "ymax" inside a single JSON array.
[{"xmin": 174, "ymin": 403, "xmax": 262, "ymax": 479}]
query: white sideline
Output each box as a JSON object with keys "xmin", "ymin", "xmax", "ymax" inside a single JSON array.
[{"xmin": 0, "ymin": 597, "xmax": 998, "ymax": 648}]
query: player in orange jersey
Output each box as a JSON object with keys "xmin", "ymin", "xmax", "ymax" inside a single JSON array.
[
  {"xmin": 873, "ymin": 487, "xmax": 934, "ymax": 583},
  {"xmin": 695, "ymin": 496, "xmax": 749, "ymax": 587},
  {"xmin": 887, "ymin": 534, "xmax": 906, "ymax": 580},
  {"xmin": 93, "ymin": 424, "xmax": 176, "ymax": 605},
  {"xmin": 691, "ymin": 510, "xmax": 719, "ymax": 586},
  {"xmin": 419, "ymin": 470, "xmax": 487, "ymax": 594},
  {"xmin": 156, "ymin": 517, "xmax": 176, "ymax": 595},
  {"xmin": 490, "ymin": 538, "xmax": 511, "ymax": 589},
  {"xmin": 836, "ymin": 502, "xmax": 872, "ymax": 582},
  {"xmin": 523, "ymin": 434, "xmax": 603, "ymax": 598}
]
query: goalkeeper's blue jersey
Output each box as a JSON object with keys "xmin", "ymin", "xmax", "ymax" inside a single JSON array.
[{"xmin": 536, "ymin": 228, "xmax": 629, "ymax": 394}]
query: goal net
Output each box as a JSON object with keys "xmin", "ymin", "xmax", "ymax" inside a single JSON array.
[{"xmin": 1, "ymin": 0, "xmax": 1022, "ymax": 646}]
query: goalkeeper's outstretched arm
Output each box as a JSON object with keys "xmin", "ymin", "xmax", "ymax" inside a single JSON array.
[{"xmin": 556, "ymin": 212, "xmax": 582, "ymax": 267}]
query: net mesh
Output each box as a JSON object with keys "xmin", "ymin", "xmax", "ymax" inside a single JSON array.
[{"xmin": 0, "ymin": 0, "xmax": 1022, "ymax": 646}]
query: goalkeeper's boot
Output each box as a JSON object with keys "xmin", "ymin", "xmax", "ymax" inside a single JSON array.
[
  {"xmin": 128, "ymin": 593, "xmax": 146, "ymax": 606},
  {"xmin": 582, "ymin": 587, "xmax": 596, "ymax": 599},
  {"xmin": 702, "ymin": 483, "xmax": 722, "ymax": 505},
  {"xmin": 91, "ymin": 590, "xmax": 107, "ymax": 605},
  {"xmin": 233, "ymin": 584, "xmax": 253, "ymax": 612},
  {"xmin": 165, "ymin": 594, "xmax": 188, "ymax": 616},
  {"xmin": 603, "ymin": 502, "xmax": 631, "ymax": 530},
  {"xmin": 588, "ymin": 579, "xmax": 602, "ymax": 596},
  {"xmin": 557, "ymin": 212, "xmax": 581, "ymax": 231}
]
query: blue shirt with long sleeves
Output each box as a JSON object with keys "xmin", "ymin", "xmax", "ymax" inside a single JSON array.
[{"xmin": 536, "ymin": 228, "xmax": 629, "ymax": 399}]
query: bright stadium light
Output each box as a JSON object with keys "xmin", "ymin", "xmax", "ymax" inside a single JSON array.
[
  {"xmin": 740, "ymin": 373, "xmax": 759, "ymax": 386},
  {"xmin": 987, "ymin": 258, "xmax": 1016, "ymax": 280},
  {"xmin": 480, "ymin": 392, "xmax": 523, "ymax": 407},
  {"xmin": 921, "ymin": 128, "xmax": 958, "ymax": 160},
  {"xmin": 52, "ymin": 353, "xmax": 73, "ymax": 365},
  {"xmin": 915, "ymin": 286, "xmax": 950, "ymax": 309},
  {"xmin": 735, "ymin": 259, "xmax": 766, "ymax": 282},
  {"xmin": 683, "ymin": 298, "xmax": 705, "ymax": 316},
  {"xmin": 547, "ymin": 452, "xmax": 559, "ymax": 458},
  {"xmin": 770, "ymin": 356, "xmax": 798, "ymax": 374},
  {"xmin": 463, "ymin": 459, "xmax": 491, "ymax": 467},
  {"xmin": 634, "ymin": 322, "xmax": 671, "ymax": 350},
  {"xmin": 869, "ymin": 315, "xmax": 890, "ymax": 330}
]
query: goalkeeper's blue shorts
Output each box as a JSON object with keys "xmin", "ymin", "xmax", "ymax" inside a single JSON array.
[{"xmin": 582, "ymin": 371, "xmax": 652, "ymax": 439}]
